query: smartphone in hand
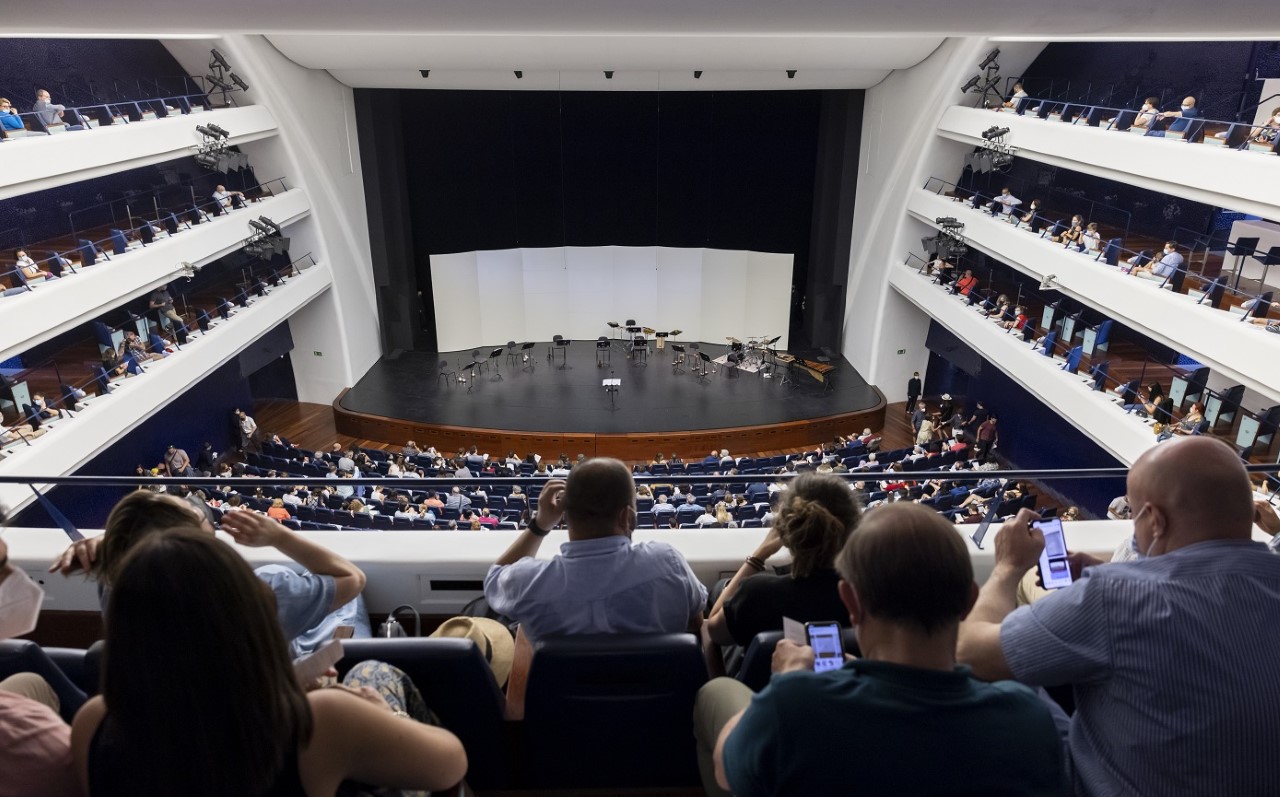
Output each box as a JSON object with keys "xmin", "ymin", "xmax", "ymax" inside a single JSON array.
[
  {"xmin": 1033, "ymin": 517, "xmax": 1073, "ymax": 590},
  {"xmin": 805, "ymin": 622, "xmax": 845, "ymax": 673}
]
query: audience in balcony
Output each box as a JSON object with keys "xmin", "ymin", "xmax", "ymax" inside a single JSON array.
[
  {"xmin": 954, "ymin": 268, "xmax": 978, "ymax": 296},
  {"xmin": 483, "ymin": 460, "xmax": 707, "ymax": 640},
  {"xmin": 211, "ymin": 184, "xmax": 246, "ymax": 210},
  {"xmin": 988, "ymin": 187, "xmax": 1022, "ymax": 217},
  {"xmin": 1151, "ymin": 95, "xmax": 1201, "ymax": 137},
  {"xmin": 1131, "ymin": 97, "xmax": 1160, "ymax": 130},
  {"xmin": 699, "ymin": 503, "xmax": 1066, "ymax": 797},
  {"xmin": 147, "ymin": 284, "xmax": 184, "ymax": 326},
  {"xmin": 1082, "ymin": 222, "xmax": 1102, "ymax": 253},
  {"xmin": 32, "ymin": 90, "xmax": 66, "ymax": 125},
  {"xmin": 1250, "ymin": 107, "xmax": 1280, "ymax": 144},
  {"xmin": 1129, "ymin": 241, "xmax": 1182, "ymax": 279},
  {"xmin": 0, "ymin": 98, "xmax": 22, "ymax": 131},
  {"xmin": 1051, "ymin": 215, "xmax": 1084, "ymax": 249},
  {"xmin": 68, "ymin": 528, "xmax": 467, "ymax": 797},
  {"xmin": 15, "ymin": 249, "xmax": 56, "ymax": 283},
  {"xmin": 1000, "ymin": 82, "xmax": 1028, "ymax": 110},
  {"xmin": 958, "ymin": 437, "xmax": 1280, "ymax": 797}
]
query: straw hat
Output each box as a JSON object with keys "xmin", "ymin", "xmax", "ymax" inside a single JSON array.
[{"xmin": 429, "ymin": 617, "xmax": 515, "ymax": 687}]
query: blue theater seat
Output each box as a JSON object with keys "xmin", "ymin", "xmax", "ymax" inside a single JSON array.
[
  {"xmin": 523, "ymin": 633, "xmax": 707, "ymax": 788},
  {"xmin": 334, "ymin": 637, "xmax": 508, "ymax": 789}
]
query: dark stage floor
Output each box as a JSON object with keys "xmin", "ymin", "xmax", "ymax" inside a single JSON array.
[{"xmin": 340, "ymin": 341, "xmax": 881, "ymax": 434}]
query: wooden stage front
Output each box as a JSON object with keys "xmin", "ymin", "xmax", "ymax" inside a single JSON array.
[{"xmin": 333, "ymin": 342, "xmax": 885, "ymax": 460}]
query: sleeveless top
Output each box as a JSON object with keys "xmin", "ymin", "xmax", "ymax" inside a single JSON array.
[{"xmin": 88, "ymin": 716, "xmax": 307, "ymax": 796}]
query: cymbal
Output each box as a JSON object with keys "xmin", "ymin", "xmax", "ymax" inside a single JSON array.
[
  {"xmin": 726, "ymin": 336, "xmax": 741, "ymax": 343},
  {"xmin": 670, "ymin": 329, "xmax": 683, "ymax": 336}
]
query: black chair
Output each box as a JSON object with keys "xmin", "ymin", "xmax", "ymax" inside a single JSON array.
[
  {"xmin": 552, "ymin": 336, "xmax": 571, "ymax": 369},
  {"xmin": 334, "ymin": 638, "xmax": 509, "ymax": 789},
  {"xmin": 437, "ymin": 359, "xmax": 455, "ymax": 386},
  {"xmin": 736, "ymin": 629, "xmax": 861, "ymax": 693},
  {"xmin": 523, "ymin": 634, "xmax": 707, "ymax": 788},
  {"xmin": 505, "ymin": 340, "xmax": 519, "ymax": 368},
  {"xmin": 595, "ymin": 336, "xmax": 610, "ymax": 365}
]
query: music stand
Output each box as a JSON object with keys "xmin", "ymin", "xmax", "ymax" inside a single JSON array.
[
  {"xmin": 695, "ymin": 352, "xmax": 713, "ymax": 384},
  {"xmin": 603, "ymin": 371, "xmax": 621, "ymax": 411},
  {"xmin": 596, "ymin": 337, "xmax": 611, "ymax": 367},
  {"xmin": 520, "ymin": 341, "xmax": 536, "ymax": 372},
  {"xmin": 487, "ymin": 347, "xmax": 505, "ymax": 381},
  {"xmin": 655, "ymin": 331, "xmax": 668, "ymax": 350},
  {"xmin": 461, "ymin": 360, "xmax": 482, "ymax": 393},
  {"xmin": 623, "ymin": 324, "xmax": 642, "ymax": 358},
  {"xmin": 631, "ymin": 334, "xmax": 648, "ymax": 366},
  {"xmin": 671, "ymin": 343, "xmax": 687, "ymax": 374},
  {"xmin": 607, "ymin": 321, "xmax": 621, "ymax": 342}
]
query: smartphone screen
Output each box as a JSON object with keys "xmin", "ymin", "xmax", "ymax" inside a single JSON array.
[
  {"xmin": 1033, "ymin": 517, "xmax": 1073, "ymax": 590},
  {"xmin": 805, "ymin": 622, "xmax": 845, "ymax": 673}
]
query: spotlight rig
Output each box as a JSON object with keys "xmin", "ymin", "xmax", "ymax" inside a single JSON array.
[
  {"xmin": 964, "ymin": 124, "xmax": 1017, "ymax": 175},
  {"xmin": 923, "ymin": 217, "xmax": 968, "ymax": 260},
  {"xmin": 243, "ymin": 216, "xmax": 290, "ymax": 261},
  {"xmin": 959, "ymin": 48, "xmax": 1004, "ymax": 109},
  {"xmin": 206, "ymin": 48, "xmax": 250, "ymax": 107},
  {"xmin": 194, "ymin": 124, "xmax": 248, "ymax": 173}
]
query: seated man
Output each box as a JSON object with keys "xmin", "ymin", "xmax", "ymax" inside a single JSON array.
[
  {"xmin": 1150, "ymin": 95, "xmax": 1201, "ymax": 137},
  {"xmin": 652, "ymin": 493, "xmax": 676, "ymax": 521},
  {"xmin": 148, "ymin": 283, "xmax": 184, "ymax": 326},
  {"xmin": 1130, "ymin": 241, "xmax": 1182, "ymax": 280},
  {"xmin": 1000, "ymin": 82, "xmax": 1028, "ymax": 110},
  {"xmin": 953, "ymin": 269, "xmax": 978, "ymax": 296},
  {"xmin": 483, "ymin": 459, "xmax": 707, "ymax": 640},
  {"xmin": 32, "ymin": 89, "xmax": 65, "ymax": 125},
  {"xmin": 958, "ymin": 436, "xmax": 1280, "ymax": 796},
  {"xmin": 697, "ymin": 503, "xmax": 1066, "ymax": 797},
  {"xmin": 988, "ymin": 187, "xmax": 1022, "ymax": 217},
  {"xmin": 210, "ymin": 184, "xmax": 246, "ymax": 210},
  {"xmin": 675, "ymin": 493, "xmax": 706, "ymax": 524}
]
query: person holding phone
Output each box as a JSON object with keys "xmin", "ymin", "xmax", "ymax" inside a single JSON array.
[
  {"xmin": 958, "ymin": 437, "xmax": 1280, "ymax": 797},
  {"xmin": 702, "ymin": 473, "xmax": 862, "ymax": 674},
  {"xmin": 696, "ymin": 504, "xmax": 1066, "ymax": 797}
]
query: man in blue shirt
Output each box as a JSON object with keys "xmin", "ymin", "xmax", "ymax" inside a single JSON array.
[
  {"xmin": 484, "ymin": 459, "xmax": 706, "ymax": 641},
  {"xmin": 1148, "ymin": 95, "xmax": 1202, "ymax": 137},
  {"xmin": 699, "ymin": 503, "xmax": 1066, "ymax": 797},
  {"xmin": 1130, "ymin": 240, "xmax": 1183, "ymax": 280},
  {"xmin": 959, "ymin": 436, "xmax": 1280, "ymax": 797}
]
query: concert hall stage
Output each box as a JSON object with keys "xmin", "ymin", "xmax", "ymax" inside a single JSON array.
[{"xmin": 334, "ymin": 342, "xmax": 885, "ymax": 460}]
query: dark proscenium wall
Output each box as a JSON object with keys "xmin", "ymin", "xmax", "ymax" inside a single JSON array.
[{"xmin": 355, "ymin": 88, "xmax": 863, "ymax": 355}]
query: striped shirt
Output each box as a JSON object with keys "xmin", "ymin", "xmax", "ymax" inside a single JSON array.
[{"xmin": 1001, "ymin": 539, "xmax": 1280, "ymax": 797}]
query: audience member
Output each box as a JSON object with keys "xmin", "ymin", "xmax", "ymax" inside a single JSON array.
[
  {"xmin": 1130, "ymin": 241, "xmax": 1182, "ymax": 279},
  {"xmin": 1081, "ymin": 222, "xmax": 1101, "ymax": 253},
  {"xmin": 954, "ymin": 268, "xmax": 978, "ymax": 296},
  {"xmin": 988, "ymin": 187, "xmax": 1022, "ymax": 217},
  {"xmin": 1051, "ymin": 215, "xmax": 1084, "ymax": 248},
  {"xmin": 32, "ymin": 89, "xmax": 65, "ymax": 125},
  {"xmin": 1001, "ymin": 82, "xmax": 1028, "ymax": 110},
  {"xmin": 211, "ymin": 184, "xmax": 246, "ymax": 210},
  {"xmin": 957, "ymin": 437, "xmax": 1280, "ymax": 796},
  {"xmin": 1153, "ymin": 95, "xmax": 1201, "ymax": 137},
  {"xmin": 1250, "ymin": 106, "xmax": 1280, "ymax": 144},
  {"xmin": 1131, "ymin": 96, "xmax": 1159, "ymax": 130},
  {"xmin": 703, "ymin": 473, "xmax": 861, "ymax": 657},
  {"xmin": 15, "ymin": 249, "xmax": 55, "ymax": 283},
  {"xmin": 483, "ymin": 460, "xmax": 707, "ymax": 640},
  {"xmin": 0, "ymin": 98, "xmax": 22, "ymax": 131},
  {"xmin": 697, "ymin": 504, "xmax": 1066, "ymax": 797},
  {"xmin": 50, "ymin": 490, "xmax": 370, "ymax": 655},
  {"xmin": 69, "ymin": 529, "xmax": 467, "ymax": 796},
  {"xmin": 906, "ymin": 371, "xmax": 921, "ymax": 413},
  {"xmin": 147, "ymin": 283, "xmax": 184, "ymax": 325}
]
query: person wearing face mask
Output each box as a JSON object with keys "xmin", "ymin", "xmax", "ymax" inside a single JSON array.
[
  {"xmin": 697, "ymin": 503, "xmax": 1066, "ymax": 797},
  {"xmin": 483, "ymin": 459, "xmax": 706, "ymax": 642},
  {"xmin": 1149, "ymin": 95, "xmax": 1201, "ymax": 137},
  {"xmin": 1130, "ymin": 96, "xmax": 1160, "ymax": 130},
  {"xmin": 0, "ymin": 528, "xmax": 82, "ymax": 797},
  {"xmin": 988, "ymin": 186, "xmax": 1022, "ymax": 218},
  {"xmin": 958, "ymin": 436, "xmax": 1280, "ymax": 797},
  {"xmin": 1250, "ymin": 106, "xmax": 1280, "ymax": 145},
  {"xmin": 1130, "ymin": 240, "xmax": 1183, "ymax": 280}
]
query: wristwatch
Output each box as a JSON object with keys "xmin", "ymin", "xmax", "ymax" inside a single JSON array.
[{"xmin": 528, "ymin": 515, "xmax": 550, "ymax": 537}]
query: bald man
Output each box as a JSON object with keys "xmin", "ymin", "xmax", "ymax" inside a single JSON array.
[
  {"xmin": 958, "ymin": 437, "xmax": 1280, "ymax": 797},
  {"xmin": 484, "ymin": 458, "xmax": 706, "ymax": 640}
]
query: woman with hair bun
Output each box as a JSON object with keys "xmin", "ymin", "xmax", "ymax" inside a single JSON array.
[{"xmin": 703, "ymin": 473, "xmax": 863, "ymax": 667}]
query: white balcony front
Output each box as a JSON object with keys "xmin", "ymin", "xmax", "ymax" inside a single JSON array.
[
  {"xmin": 936, "ymin": 105, "xmax": 1280, "ymax": 221},
  {"xmin": 907, "ymin": 188, "xmax": 1280, "ymax": 402},
  {"xmin": 0, "ymin": 104, "xmax": 279, "ymax": 201},
  {"xmin": 889, "ymin": 262, "xmax": 1160, "ymax": 465},
  {"xmin": 0, "ymin": 187, "xmax": 311, "ymax": 363},
  {"xmin": 0, "ymin": 261, "xmax": 333, "ymax": 515}
]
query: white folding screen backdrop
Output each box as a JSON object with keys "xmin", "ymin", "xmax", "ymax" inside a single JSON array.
[{"xmin": 430, "ymin": 247, "xmax": 793, "ymax": 353}]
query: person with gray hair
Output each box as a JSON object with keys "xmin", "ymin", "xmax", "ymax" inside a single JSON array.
[
  {"xmin": 483, "ymin": 458, "xmax": 706, "ymax": 641},
  {"xmin": 695, "ymin": 503, "xmax": 1065, "ymax": 796}
]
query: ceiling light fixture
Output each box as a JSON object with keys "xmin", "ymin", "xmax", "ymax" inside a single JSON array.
[
  {"xmin": 786, "ymin": 70, "xmax": 797, "ymax": 79},
  {"xmin": 604, "ymin": 71, "xmax": 614, "ymax": 79}
]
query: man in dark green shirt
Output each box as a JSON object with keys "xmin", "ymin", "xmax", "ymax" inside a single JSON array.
[{"xmin": 698, "ymin": 503, "xmax": 1067, "ymax": 797}]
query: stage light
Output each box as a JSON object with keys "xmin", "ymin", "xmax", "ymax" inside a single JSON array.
[
  {"xmin": 195, "ymin": 124, "xmax": 217, "ymax": 138},
  {"xmin": 979, "ymin": 48, "xmax": 1001, "ymax": 70},
  {"xmin": 786, "ymin": 70, "xmax": 797, "ymax": 79},
  {"xmin": 210, "ymin": 48, "xmax": 230, "ymax": 70},
  {"xmin": 694, "ymin": 70, "xmax": 702, "ymax": 79},
  {"xmin": 935, "ymin": 217, "xmax": 959, "ymax": 226},
  {"xmin": 961, "ymin": 75, "xmax": 981, "ymax": 93},
  {"xmin": 604, "ymin": 71, "xmax": 614, "ymax": 79},
  {"xmin": 248, "ymin": 220, "xmax": 273, "ymax": 235},
  {"xmin": 230, "ymin": 73, "xmax": 250, "ymax": 92},
  {"xmin": 982, "ymin": 126, "xmax": 1010, "ymax": 140},
  {"xmin": 259, "ymin": 216, "xmax": 283, "ymax": 236},
  {"xmin": 514, "ymin": 70, "xmax": 523, "ymax": 79},
  {"xmin": 207, "ymin": 123, "xmax": 230, "ymax": 138},
  {"xmin": 194, "ymin": 152, "xmax": 220, "ymax": 169},
  {"xmin": 419, "ymin": 69, "xmax": 430, "ymax": 78},
  {"xmin": 206, "ymin": 74, "xmax": 232, "ymax": 92}
]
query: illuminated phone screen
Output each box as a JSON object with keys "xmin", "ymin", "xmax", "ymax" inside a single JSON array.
[
  {"xmin": 1034, "ymin": 518, "xmax": 1073, "ymax": 590},
  {"xmin": 806, "ymin": 622, "xmax": 845, "ymax": 673}
]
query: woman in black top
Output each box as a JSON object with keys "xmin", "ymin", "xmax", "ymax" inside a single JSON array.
[{"xmin": 703, "ymin": 473, "xmax": 863, "ymax": 671}]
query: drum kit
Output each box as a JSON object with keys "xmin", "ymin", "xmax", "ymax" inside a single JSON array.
[
  {"xmin": 604, "ymin": 321, "xmax": 780, "ymax": 378},
  {"xmin": 725, "ymin": 334, "xmax": 782, "ymax": 371}
]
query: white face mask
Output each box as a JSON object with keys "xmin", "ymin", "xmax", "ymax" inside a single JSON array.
[
  {"xmin": 1273, "ymin": 115, "xmax": 1280, "ymax": 125},
  {"xmin": 0, "ymin": 565, "xmax": 45, "ymax": 640},
  {"xmin": 1181, "ymin": 105, "xmax": 1192, "ymax": 112},
  {"xmin": 1127, "ymin": 505, "xmax": 1160, "ymax": 560}
]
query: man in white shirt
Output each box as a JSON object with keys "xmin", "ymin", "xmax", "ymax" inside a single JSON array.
[
  {"xmin": 988, "ymin": 187, "xmax": 1022, "ymax": 217},
  {"xmin": 211, "ymin": 184, "xmax": 246, "ymax": 210}
]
